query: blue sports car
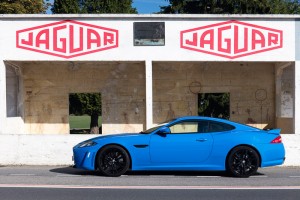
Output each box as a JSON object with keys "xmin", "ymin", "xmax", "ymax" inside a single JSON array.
[{"xmin": 73, "ymin": 116, "xmax": 285, "ymax": 177}]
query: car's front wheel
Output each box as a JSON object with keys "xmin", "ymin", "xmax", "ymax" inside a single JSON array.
[
  {"xmin": 97, "ymin": 145, "xmax": 130, "ymax": 177},
  {"xmin": 227, "ymin": 146, "xmax": 260, "ymax": 178}
]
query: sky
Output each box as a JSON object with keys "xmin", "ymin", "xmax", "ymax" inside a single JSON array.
[
  {"xmin": 132, "ymin": 0, "xmax": 170, "ymax": 14},
  {"xmin": 47, "ymin": 0, "xmax": 170, "ymax": 14}
]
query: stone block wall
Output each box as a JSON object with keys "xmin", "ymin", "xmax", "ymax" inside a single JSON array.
[
  {"xmin": 10, "ymin": 61, "xmax": 290, "ymax": 134},
  {"xmin": 19, "ymin": 61, "xmax": 145, "ymax": 134},
  {"xmin": 153, "ymin": 62, "xmax": 276, "ymax": 129}
]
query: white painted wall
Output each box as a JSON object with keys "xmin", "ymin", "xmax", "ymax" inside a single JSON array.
[
  {"xmin": 282, "ymin": 134, "xmax": 300, "ymax": 166},
  {"xmin": 0, "ymin": 15, "xmax": 296, "ymax": 62},
  {"xmin": 0, "ymin": 134, "xmax": 94, "ymax": 165},
  {"xmin": 145, "ymin": 60, "xmax": 153, "ymax": 129},
  {"xmin": 295, "ymin": 61, "xmax": 300, "ymax": 133},
  {"xmin": 0, "ymin": 134, "xmax": 297, "ymax": 166}
]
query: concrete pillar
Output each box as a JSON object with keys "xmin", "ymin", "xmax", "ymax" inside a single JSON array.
[
  {"xmin": 295, "ymin": 61, "xmax": 300, "ymax": 134},
  {"xmin": 0, "ymin": 61, "xmax": 6, "ymax": 134},
  {"xmin": 145, "ymin": 60, "xmax": 153, "ymax": 129}
]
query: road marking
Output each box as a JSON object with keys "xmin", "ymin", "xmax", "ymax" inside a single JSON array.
[
  {"xmin": 196, "ymin": 176, "xmax": 222, "ymax": 178},
  {"xmin": 9, "ymin": 174, "xmax": 35, "ymax": 176},
  {"xmin": 250, "ymin": 176, "xmax": 268, "ymax": 178},
  {"xmin": 56, "ymin": 175, "xmax": 82, "ymax": 177},
  {"xmin": 1, "ymin": 184, "xmax": 300, "ymax": 190}
]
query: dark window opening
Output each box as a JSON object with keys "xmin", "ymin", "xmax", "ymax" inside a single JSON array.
[
  {"xmin": 69, "ymin": 93, "xmax": 102, "ymax": 134},
  {"xmin": 198, "ymin": 93, "xmax": 230, "ymax": 119}
]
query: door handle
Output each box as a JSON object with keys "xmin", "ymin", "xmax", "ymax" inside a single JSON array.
[{"xmin": 196, "ymin": 138, "xmax": 208, "ymax": 142}]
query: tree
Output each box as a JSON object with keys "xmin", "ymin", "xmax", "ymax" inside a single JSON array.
[
  {"xmin": 51, "ymin": 0, "xmax": 80, "ymax": 13},
  {"xmin": 80, "ymin": 0, "xmax": 137, "ymax": 13},
  {"xmin": 0, "ymin": 0, "xmax": 48, "ymax": 14},
  {"xmin": 160, "ymin": 0, "xmax": 300, "ymax": 14},
  {"xmin": 52, "ymin": 0, "xmax": 137, "ymax": 14}
]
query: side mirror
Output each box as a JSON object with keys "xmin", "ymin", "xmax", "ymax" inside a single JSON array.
[{"xmin": 157, "ymin": 127, "xmax": 170, "ymax": 137}]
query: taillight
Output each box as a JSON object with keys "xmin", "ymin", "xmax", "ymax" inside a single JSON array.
[{"xmin": 271, "ymin": 136, "xmax": 282, "ymax": 144}]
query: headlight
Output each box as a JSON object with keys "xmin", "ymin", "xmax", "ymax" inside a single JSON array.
[{"xmin": 78, "ymin": 140, "xmax": 97, "ymax": 148}]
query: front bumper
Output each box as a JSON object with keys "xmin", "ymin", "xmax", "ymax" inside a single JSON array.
[{"xmin": 73, "ymin": 147, "xmax": 97, "ymax": 170}]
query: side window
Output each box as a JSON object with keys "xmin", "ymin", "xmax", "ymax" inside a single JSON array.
[
  {"xmin": 168, "ymin": 120, "xmax": 235, "ymax": 134},
  {"xmin": 209, "ymin": 121, "xmax": 235, "ymax": 132},
  {"xmin": 198, "ymin": 120, "xmax": 209, "ymax": 133},
  {"xmin": 169, "ymin": 122, "xmax": 198, "ymax": 134}
]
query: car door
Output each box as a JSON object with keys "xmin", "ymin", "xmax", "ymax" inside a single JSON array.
[{"xmin": 149, "ymin": 121, "xmax": 213, "ymax": 164}]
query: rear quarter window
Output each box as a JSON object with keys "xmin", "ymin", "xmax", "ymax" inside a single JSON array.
[{"xmin": 209, "ymin": 121, "xmax": 235, "ymax": 132}]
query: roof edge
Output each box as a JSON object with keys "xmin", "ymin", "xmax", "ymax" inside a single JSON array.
[{"xmin": 1, "ymin": 14, "xmax": 300, "ymax": 20}]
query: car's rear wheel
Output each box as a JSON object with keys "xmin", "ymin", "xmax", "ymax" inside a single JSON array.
[
  {"xmin": 97, "ymin": 145, "xmax": 130, "ymax": 177},
  {"xmin": 227, "ymin": 146, "xmax": 260, "ymax": 178}
]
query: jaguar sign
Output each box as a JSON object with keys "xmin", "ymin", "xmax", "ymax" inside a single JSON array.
[
  {"xmin": 180, "ymin": 20, "xmax": 283, "ymax": 59},
  {"xmin": 16, "ymin": 20, "xmax": 118, "ymax": 58}
]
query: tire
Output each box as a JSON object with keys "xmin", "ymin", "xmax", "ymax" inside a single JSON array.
[
  {"xmin": 97, "ymin": 145, "xmax": 130, "ymax": 177},
  {"xmin": 227, "ymin": 146, "xmax": 260, "ymax": 178}
]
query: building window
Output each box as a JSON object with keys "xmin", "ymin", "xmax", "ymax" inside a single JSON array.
[
  {"xmin": 198, "ymin": 93, "xmax": 230, "ymax": 119},
  {"xmin": 69, "ymin": 93, "xmax": 102, "ymax": 134}
]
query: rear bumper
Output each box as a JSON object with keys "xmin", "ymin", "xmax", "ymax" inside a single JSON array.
[
  {"xmin": 260, "ymin": 143, "xmax": 285, "ymax": 168},
  {"xmin": 261, "ymin": 158, "xmax": 285, "ymax": 167}
]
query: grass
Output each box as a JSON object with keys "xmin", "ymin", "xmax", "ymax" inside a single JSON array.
[{"xmin": 69, "ymin": 115, "xmax": 102, "ymax": 129}]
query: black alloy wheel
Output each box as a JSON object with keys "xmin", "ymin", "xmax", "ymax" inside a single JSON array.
[
  {"xmin": 227, "ymin": 146, "xmax": 260, "ymax": 178},
  {"xmin": 97, "ymin": 145, "xmax": 130, "ymax": 177}
]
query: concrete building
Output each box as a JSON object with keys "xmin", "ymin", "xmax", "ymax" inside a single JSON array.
[{"xmin": 0, "ymin": 14, "xmax": 299, "ymax": 166}]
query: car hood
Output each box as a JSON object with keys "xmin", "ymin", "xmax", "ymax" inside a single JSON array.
[{"xmin": 90, "ymin": 133, "xmax": 142, "ymax": 142}]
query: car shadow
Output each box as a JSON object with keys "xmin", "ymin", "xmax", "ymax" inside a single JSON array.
[
  {"xmin": 50, "ymin": 166, "xmax": 98, "ymax": 176},
  {"xmin": 50, "ymin": 166, "xmax": 266, "ymax": 177},
  {"xmin": 125, "ymin": 170, "xmax": 229, "ymax": 177}
]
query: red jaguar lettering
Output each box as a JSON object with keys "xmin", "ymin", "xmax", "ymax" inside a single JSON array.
[
  {"xmin": 16, "ymin": 20, "xmax": 118, "ymax": 58},
  {"xmin": 180, "ymin": 20, "xmax": 283, "ymax": 59}
]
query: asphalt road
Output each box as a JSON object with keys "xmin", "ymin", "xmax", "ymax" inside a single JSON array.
[
  {"xmin": 0, "ymin": 166, "xmax": 300, "ymax": 200},
  {"xmin": 0, "ymin": 188, "xmax": 300, "ymax": 200}
]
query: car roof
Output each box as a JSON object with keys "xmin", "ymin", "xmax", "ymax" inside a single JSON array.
[
  {"xmin": 171, "ymin": 116, "xmax": 261, "ymax": 131},
  {"xmin": 173, "ymin": 116, "xmax": 228, "ymax": 122}
]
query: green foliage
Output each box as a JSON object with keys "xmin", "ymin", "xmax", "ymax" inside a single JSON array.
[
  {"xmin": 51, "ymin": 0, "xmax": 80, "ymax": 13},
  {"xmin": 69, "ymin": 93, "xmax": 102, "ymax": 116},
  {"xmin": 52, "ymin": 0, "xmax": 137, "ymax": 14},
  {"xmin": 80, "ymin": 0, "xmax": 137, "ymax": 13},
  {"xmin": 0, "ymin": 0, "xmax": 48, "ymax": 14},
  {"xmin": 160, "ymin": 0, "xmax": 300, "ymax": 14}
]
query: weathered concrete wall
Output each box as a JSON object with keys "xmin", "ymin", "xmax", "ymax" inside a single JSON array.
[
  {"xmin": 153, "ymin": 62, "xmax": 276, "ymax": 130},
  {"xmin": 18, "ymin": 61, "xmax": 145, "ymax": 134}
]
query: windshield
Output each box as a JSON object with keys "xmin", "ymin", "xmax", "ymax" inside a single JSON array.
[{"xmin": 140, "ymin": 121, "xmax": 173, "ymax": 134}]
